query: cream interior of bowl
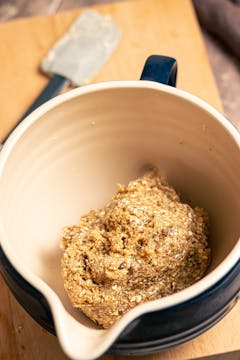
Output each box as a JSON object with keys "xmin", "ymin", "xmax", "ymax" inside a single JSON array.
[{"xmin": 0, "ymin": 82, "xmax": 240, "ymax": 359}]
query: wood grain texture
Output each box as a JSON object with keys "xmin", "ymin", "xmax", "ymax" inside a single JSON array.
[
  {"xmin": 1, "ymin": 0, "xmax": 239, "ymax": 130},
  {"xmin": 0, "ymin": 0, "xmax": 224, "ymax": 141},
  {"xmin": 0, "ymin": 0, "xmax": 239, "ymax": 359}
]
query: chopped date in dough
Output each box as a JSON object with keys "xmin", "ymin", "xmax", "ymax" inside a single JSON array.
[{"xmin": 60, "ymin": 169, "xmax": 211, "ymax": 328}]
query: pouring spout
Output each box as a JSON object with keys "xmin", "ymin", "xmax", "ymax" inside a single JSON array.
[{"xmin": 52, "ymin": 302, "xmax": 117, "ymax": 360}]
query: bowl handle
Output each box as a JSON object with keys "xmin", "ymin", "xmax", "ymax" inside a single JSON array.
[{"xmin": 140, "ymin": 55, "xmax": 177, "ymax": 86}]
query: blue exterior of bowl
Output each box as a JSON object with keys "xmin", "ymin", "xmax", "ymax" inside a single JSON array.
[
  {"xmin": 0, "ymin": 245, "xmax": 239, "ymax": 355},
  {"xmin": 0, "ymin": 56, "xmax": 239, "ymax": 355}
]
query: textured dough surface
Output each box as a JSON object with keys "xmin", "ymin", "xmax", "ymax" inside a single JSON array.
[{"xmin": 61, "ymin": 170, "xmax": 210, "ymax": 328}]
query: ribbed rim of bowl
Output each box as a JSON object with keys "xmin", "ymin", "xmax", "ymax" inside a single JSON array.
[{"xmin": 0, "ymin": 80, "xmax": 240, "ymax": 357}]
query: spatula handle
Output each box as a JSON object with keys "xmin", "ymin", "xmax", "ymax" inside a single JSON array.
[
  {"xmin": 2, "ymin": 74, "xmax": 69, "ymax": 144},
  {"xmin": 22, "ymin": 74, "xmax": 69, "ymax": 118}
]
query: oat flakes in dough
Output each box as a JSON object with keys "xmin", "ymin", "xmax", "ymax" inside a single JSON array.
[{"xmin": 61, "ymin": 170, "xmax": 210, "ymax": 328}]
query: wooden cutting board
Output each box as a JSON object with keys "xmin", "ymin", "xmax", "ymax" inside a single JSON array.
[{"xmin": 0, "ymin": 0, "xmax": 239, "ymax": 359}]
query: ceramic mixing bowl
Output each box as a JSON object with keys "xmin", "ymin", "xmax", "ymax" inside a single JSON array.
[{"xmin": 0, "ymin": 56, "xmax": 239, "ymax": 359}]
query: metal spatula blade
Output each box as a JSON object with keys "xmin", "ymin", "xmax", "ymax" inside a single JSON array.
[
  {"xmin": 41, "ymin": 10, "xmax": 120, "ymax": 86},
  {"xmin": 1, "ymin": 10, "xmax": 120, "ymax": 145}
]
